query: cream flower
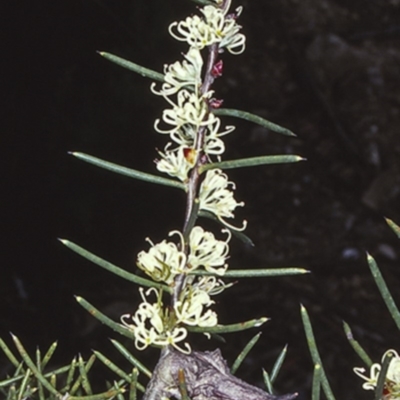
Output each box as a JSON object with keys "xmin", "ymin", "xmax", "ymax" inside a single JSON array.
[
  {"xmin": 152, "ymin": 48, "xmax": 203, "ymax": 97},
  {"xmin": 121, "ymin": 288, "xmax": 191, "ymax": 353},
  {"xmin": 175, "ymin": 286, "xmax": 218, "ymax": 327},
  {"xmin": 168, "ymin": 3, "xmax": 246, "ymax": 54},
  {"xmin": 166, "ymin": 118, "xmax": 234, "ymax": 157},
  {"xmin": 156, "ymin": 144, "xmax": 197, "ymax": 181},
  {"xmin": 193, "ymin": 275, "xmax": 228, "ymax": 296},
  {"xmin": 170, "ymin": 124, "xmax": 197, "ymax": 148},
  {"xmin": 354, "ymin": 363, "xmax": 381, "ymax": 391},
  {"xmin": 154, "ymin": 90, "xmax": 216, "ymax": 135},
  {"xmin": 188, "ymin": 226, "xmax": 231, "ymax": 275},
  {"xmin": 354, "ymin": 349, "xmax": 400, "ymax": 399},
  {"xmin": 200, "ymin": 4, "xmax": 245, "ymax": 54},
  {"xmin": 136, "ymin": 234, "xmax": 186, "ymax": 284},
  {"xmin": 199, "ymin": 169, "xmax": 246, "ymax": 230},
  {"xmin": 203, "ymin": 118, "xmax": 235, "ymax": 155}
]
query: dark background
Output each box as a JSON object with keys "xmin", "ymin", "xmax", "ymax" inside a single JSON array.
[{"xmin": 2, "ymin": 0, "xmax": 400, "ymax": 399}]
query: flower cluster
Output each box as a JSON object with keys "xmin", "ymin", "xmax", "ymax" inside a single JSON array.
[
  {"xmin": 137, "ymin": 227, "xmax": 230, "ymax": 283},
  {"xmin": 151, "ymin": 1, "xmax": 246, "ymax": 228},
  {"xmin": 122, "ymin": 228, "xmax": 230, "ymax": 352},
  {"xmin": 122, "ymin": 0, "xmax": 247, "ymax": 353},
  {"xmin": 354, "ymin": 349, "xmax": 400, "ymax": 399},
  {"xmin": 169, "ymin": 0, "xmax": 245, "ymax": 54}
]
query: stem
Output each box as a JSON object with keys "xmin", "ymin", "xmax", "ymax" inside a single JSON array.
[{"xmin": 173, "ymin": 39, "xmax": 222, "ymax": 306}]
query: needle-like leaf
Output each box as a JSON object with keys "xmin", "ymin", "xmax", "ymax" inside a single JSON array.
[
  {"xmin": 70, "ymin": 152, "xmax": 185, "ymax": 190},
  {"xmin": 312, "ymin": 364, "xmax": 321, "ymax": 400},
  {"xmin": 110, "ymin": 339, "xmax": 152, "ymax": 378},
  {"xmin": 300, "ymin": 305, "xmax": 336, "ymax": 400},
  {"xmin": 190, "ymin": 268, "xmax": 309, "ymax": 278},
  {"xmin": 385, "ymin": 217, "xmax": 400, "ymax": 239},
  {"xmin": 213, "ymin": 108, "xmax": 296, "ymax": 137},
  {"xmin": 98, "ymin": 52, "xmax": 165, "ymax": 82},
  {"xmin": 367, "ymin": 253, "xmax": 400, "ymax": 330},
  {"xmin": 231, "ymin": 332, "xmax": 261, "ymax": 374},
  {"xmin": 270, "ymin": 345, "xmax": 288, "ymax": 384},
  {"xmin": 342, "ymin": 321, "xmax": 373, "ymax": 367},
  {"xmin": 200, "ymin": 155, "xmax": 305, "ymax": 173},
  {"xmin": 60, "ymin": 239, "xmax": 172, "ymax": 293},
  {"xmin": 188, "ymin": 317, "xmax": 268, "ymax": 334},
  {"xmin": 75, "ymin": 296, "xmax": 135, "ymax": 340}
]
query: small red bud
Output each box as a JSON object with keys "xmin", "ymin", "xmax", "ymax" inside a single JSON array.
[
  {"xmin": 209, "ymin": 98, "xmax": 224, "ymax": 109},
  {"xmin": 211, "ymin": 60, "xmax": 223, "ymax": 78},
  {"xmin": 183, "ymin": 147, "xmax": 197, "ymax": 165}
]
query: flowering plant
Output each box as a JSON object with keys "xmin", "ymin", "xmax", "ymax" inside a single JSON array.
[
  {"xmin": 62, "ymin": 0, "xmax": 305, "ymax": 398},
  {"xmin": 0, "ymin": 0, "xmax": 308, "ymax": 399}
]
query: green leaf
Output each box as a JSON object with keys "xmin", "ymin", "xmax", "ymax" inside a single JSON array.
[
  {"xmin": 213, "ymin": 108, "xmax": 296, "ymax": 137},
  {"xmin": 98, "ymin": 52, "xmax": 165, "ymax": 82},
  {"xmin": 75, "ymin": 296, "xmax": 135, "ymax": 340},
  {"xmin": 375, "ymin": 352, "xmax": 392, "ymax": 400},
  {"xmin": 7, "ymin": 385, "xmax": 17, "ymax": 400},
  {"xmin": 367, "ymin": 253, "xmax": 400, "ymax": 330},
  {"xmin": 385, "ymin": 217, "xmax": 400, "ymax": 239},
  {"xmin": 312, "ymin": 364, "xmax": 321, "ymax": 400},
  {"xmin": 68, "ymin": 388, "xmax": 124, "ymax": 400},
  {"xmin": 300, "ymin": 305, "xmax": 336, "ymax": 400},
  {"xmin": 35, "ymin": 347, "xmax": 45, "ymax": 400},
  {"xmin": 11, "ymin": 334, "xmax": 60, "ymax": 397},
  {"xmin": 41, "ymin": 342, "xmax": 58, "ymax": 369},
  {"xmin": 78, "ymin": 354, "xmax": 93, "ymax": 395},
  {"xmin": 70, "ymin": 152, "xmax": 185, "ymax": 190},
  {"xmin": 261, "ymin": 345, "xmax": 288, "ymax": 395},
  {"xmin": 69, "ymin": 354, "xmax": 96, "ymax": 396},
  {"xmin": 231, "ymin": 332, "xmax": 262, "ymax": 374},
  {"xmin": 129, "ymin": 368, "xmax": 139, "ymax": 400},
  {"xmin": 190, "ymin": 268, "xmax": 309, "ymax": 278},
  {"xmin": 63, "ymin": 357, "xmax": 77, "ymax": 393},
  {"xmin": 93, "ymin": 351, "xmax": 131, "ymax": 383},
  {"xmin": 17, "ymin": 370, "xmax": 31, "ymax": 400},
  {"xmin": 188, "ymin": 317, "xmax": 268, "ymax": 334},
  {"xmin": 0, "ymin": 338, "xmax": 20, "ymax": 369},
  {"xmin": 110, "ymin": 339, "xmax": 152, "ymax": 378},
  {"xmin": 189, "ymin": 0, "xmax": 215, "ymax": 6},
  {"xmin": 262, "ymin": 369, "xmax": 273, "ymax": 395},
  {"xmin": 200, "ymin": 155, "xmax": 305, "ymax": 173},
  {"xmin": 270, "ymin": 345, "xmax": 288, "ymax": 384},
  {"xmin": 59, "ymin": 239, "xmax": 172, "ymax": 294},
  {"xmin": 342, "ymin": 321, "xmax": 373, "ymax": 367}
]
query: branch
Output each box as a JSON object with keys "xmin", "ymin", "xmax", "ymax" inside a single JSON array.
[{"xmin": 142, "ymin": 348, "xmax": 297, "ymax": 400}]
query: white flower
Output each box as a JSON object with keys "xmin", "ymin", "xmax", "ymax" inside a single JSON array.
[
  {"xmin": 200, "ymin": 5, "xmax": 245, "ymax": 54},
  {"xmin": 152, "ymin": 48, "xmax": 203, "ymax": 97},
  {"xmin": 156, "ymin": 144, "xmax": 197, "ymax": 181},
  {"xmin": 199, "ymin": 169, "xmax": 246, "ymax": 230},
  {"xmin": 154, "ymin": 90, "xmax": 216, "ymax": 135},
  {"xmin": 168, "ymin": 3, "xmax": 246, "ymax": 54},
  {"xmin": 169, "ymin": 14, "xmax": 212, "ymax": 50},
  {"xmin": 165, "ymin": 118, "xmax": 234, "ymax": 157},
  {"xmin": 203, "ymin": 118, "xmax": 235, "ymax": 155},
  {"xmin": 170, "ymin": 124, "xmax": 197, "ymax": 148},
  {"xmin": 121, "ymin": 288, "xmax": 191, "ymax": 353},
  {"xmin": 175, "ymin": 286, "xmax": 218, "ymax": 327},
  {"xmin": 354, "ymin": 349, "xmax": 400, "ymax": 399},
  {"xmin": 136, "ymin": 234, "xmax": 187, "ymax": 284},
  {"xmin": 188, "ymin": 226, "xmax": 231, "ymax": 275},
  {"xmin": 388, "ymin": 351, "xmax": 400, "ymax": 384},
  {"xmin": 354, "ymin": 363, "xmax": 381, "ymax": 391},
  {"xmin": 193, "ymin": 275, "xmax": 228, "ymax": 296}
]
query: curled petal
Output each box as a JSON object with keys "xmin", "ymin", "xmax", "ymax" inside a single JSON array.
[{"xmin": 199, "ymin": 169, "xmax": 246, "ymax": 231}]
